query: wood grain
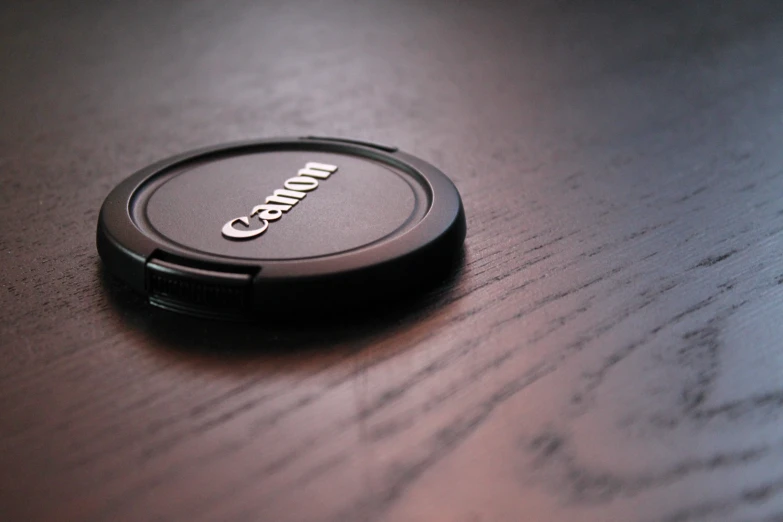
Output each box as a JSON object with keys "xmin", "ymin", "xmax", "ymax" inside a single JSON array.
[{"xmin": 3, "ymin": 1, "xmax": 783, "ymax": 521}]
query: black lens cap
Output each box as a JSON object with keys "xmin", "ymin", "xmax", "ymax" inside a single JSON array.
[{"xmin": 97, "ymin": 137, "xmax": 466, "ymax": 320}]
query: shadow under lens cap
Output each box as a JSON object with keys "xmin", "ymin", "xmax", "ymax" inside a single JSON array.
[{"xmin": 97, "ymin": 137, "xmax": 466, "ymax": 320}]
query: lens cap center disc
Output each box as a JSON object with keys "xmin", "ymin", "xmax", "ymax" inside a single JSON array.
[
  {"xmin": 142, "ymin": 151, "xmax": 427, "ymax": 260},
  {"xmin": 97, "ymin": 137, "xmax": 466, "ymax": 319}
]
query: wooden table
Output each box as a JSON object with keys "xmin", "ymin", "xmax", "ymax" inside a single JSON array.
[{"xmin": 3, "ymin": 1, "xmax": 783, "ymax": 521}]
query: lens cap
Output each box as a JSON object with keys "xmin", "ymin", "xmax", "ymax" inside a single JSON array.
[{"xmin": 97, "ymin": 137, "xmax": 466, "ymax": 320}]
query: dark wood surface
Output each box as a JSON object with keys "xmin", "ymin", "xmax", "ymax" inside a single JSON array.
[{"xmin": 3, "ymin": 1, "xmax": 783, "ymax": 521}]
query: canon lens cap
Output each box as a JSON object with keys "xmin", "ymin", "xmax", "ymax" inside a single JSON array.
[{"xmin": 97, "ymin": 137, "xmax": 466, "ymax": 320}]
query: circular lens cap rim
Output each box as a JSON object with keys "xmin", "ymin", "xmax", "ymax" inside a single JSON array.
[{"xmin": 97, "ymin": 136, "xmax": 466, "ymax": 318}]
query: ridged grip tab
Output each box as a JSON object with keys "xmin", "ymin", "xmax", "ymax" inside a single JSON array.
[{"xmin": 146, "ymin": 257, "xmax": 253, "ymax": 320}]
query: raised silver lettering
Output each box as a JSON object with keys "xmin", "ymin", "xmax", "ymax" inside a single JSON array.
[
  {"xmin": 265, "ymin": 189, "xmax": 307, "ymax": 206},
  {"xmin": 284, "ymin": 176, "xmax": 319, "ymax": 192},
  {"xmin": 251, "ymin": 203, "xmax": 291, "ymax": 221},
  {"xmin": 222, "ymin": 161, "xmax": 338, "ymax": 240},
  {"xmin": 298, "ymin": 162, "xmax": 338, "ymax": 179},
  {"xmin": 221, "ymin": 216, "xmax": 269, "ymax": 239}
]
